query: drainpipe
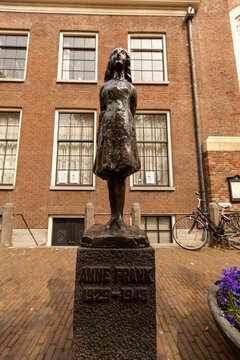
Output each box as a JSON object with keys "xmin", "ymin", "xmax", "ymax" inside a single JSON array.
[{"xmin": 185, "ymin": 7, "xmax": 207, "ymax": 213}]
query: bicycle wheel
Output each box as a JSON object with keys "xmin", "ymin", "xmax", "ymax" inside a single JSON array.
[
  {"xmin": 224, "ymin": 214, "xmax": 240, "ymax": 237},
  {"xmin": 228, "ymin": 213, "xmax": 240, "ymax": 231},
  {"xmin": 228, "ymin": 233, "xmax": 240, "ymax": 249},
  {"xmin": 173, "ymin": 216, "xmax": 208, "ymax": 250}
]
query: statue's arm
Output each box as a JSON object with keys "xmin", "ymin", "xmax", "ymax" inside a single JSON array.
[
  {"xmin": 130, "ymin": 86, "xmax": 137, "ymax": 117},
  {"xmin": 97, "ymin": 85, "xmax": 106, "ymax": 145}
]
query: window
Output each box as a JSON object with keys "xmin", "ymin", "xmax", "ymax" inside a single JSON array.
[
  {"xmin": 230, "ymin": 7, "xmax": 240, "ymax": 88},
  {"xmin": 133, "ymin": 112, "xmax": 173, "ymax": 188},
  {"xmin": 141, "ymin": 216, "xmax": 172, "ymax": 244},
  {"xmin": 0, "ymin": 33, "xmax": 28, "ymax": 80},
  {"xmin": 52, "ymin": 111, "xmax": 95, "ymax": 188},
  {"xmin": 0, "ymin": 111, "xmax": 20, "ymax": 185},
  {"xmin": 58, "ymin": 33, "xmax": 97, "ymax": 81},
  {"xmin": 52, "ymin": 218, "xmax": 84, "ymax": 246},
  {"xmin": 129, "ymin": 35, "xmax": 168, "ymax": 83},
  {"xmin": 237, "ymin": 17, "xmax": 240, "ymax": 37}
]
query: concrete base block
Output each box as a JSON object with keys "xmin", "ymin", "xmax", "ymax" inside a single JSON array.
[{"xmin": 73, "ymin": 246, "xmax": 157, "ymax": 360}]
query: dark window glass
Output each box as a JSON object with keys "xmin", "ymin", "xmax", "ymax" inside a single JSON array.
[
  {"xmin": 0, "ymin": 35, "xmax": 27, "ymax": 79},
  {"xmin": 61, "ymin": 36, "xmax": 96, "ymax": 81}
]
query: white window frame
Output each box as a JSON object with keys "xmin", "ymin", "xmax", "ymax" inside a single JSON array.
[
  {"xmin": 230, "ymin": 7, "xmax": 240, "ymax": 89},
  {"xmin": 47, "ymin": 215, "xmax": 85, "ymax": 246},
  {"xmin": 0, "ymin": 30, "xmax": 30, "ymax": 82},
  {"xmin": 57, "ymin": 32, "xmax": 98, "ymax": 83},
  {"xmin": 130, "ymin": 110, "xmax": 174, "ymax": 190},
  {"xmin": 128, "ymin": 33, "xmax": 169, "ymax": 84},
  {"xmin": 50, "ymin": 109, "xmax": 97, "ymax": 190},
  {"xmin": 140, "ymin": 214, "xmax": 175, "ymax": 246},
  {"xmin": 0, "ymin": 108, "xmax": 22, "ymax": 189}
]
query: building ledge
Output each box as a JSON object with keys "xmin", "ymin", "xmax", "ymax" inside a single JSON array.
[
  {"xmin": 202, "ymin": 136, "xmax": 240, "ymax": 152},
  {"xmin": 0, "ymin": 0, "xmax": 202, "ymax": 16}
]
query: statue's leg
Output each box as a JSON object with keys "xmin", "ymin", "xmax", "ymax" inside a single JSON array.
[{"xmin": 106, "ymin": 177, "xmax": 126, "ymax": 230}]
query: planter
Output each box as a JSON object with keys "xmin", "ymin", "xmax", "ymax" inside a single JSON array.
[{"xmin": 208, "ymin": 285, "xmax": 240, "ymax": 359}]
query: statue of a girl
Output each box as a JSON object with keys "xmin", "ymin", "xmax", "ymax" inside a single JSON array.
[
  {"xmin": 83, "ymin": 48, "xmax": 149, "ymax": 247},
  {"xmin": 94, "ymin": 48, "xmax": 140, "ymax": 230}
]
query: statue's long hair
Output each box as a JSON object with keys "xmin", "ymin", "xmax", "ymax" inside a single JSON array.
[{"xmin": 104, "ymin": 48, "xmax": 132, "ymax": 83}]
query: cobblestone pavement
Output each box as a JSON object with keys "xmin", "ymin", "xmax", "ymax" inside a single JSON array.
[{"xmin": 0, "ymin": 247, "xmax": 239, "ymax": 360}]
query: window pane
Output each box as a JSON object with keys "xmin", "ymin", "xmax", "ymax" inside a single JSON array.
[
  {"xmin": 84, "ymin": 71, "xmax": 95, "ymax": 80},
  {"xmin": 17, "ymin": 35, "xmax": 27, "ymax": 47},
  {"xmin": 85, "ymin": 51, "xmax": 95, "ymax": 60},
  {"xmin": 131, "ymin": 39, "xmax": 141, "ymax": 49},
  {"xmin": 6, "ymin": 36, "xmax": 17, "ymax": 46},
  {"xmin": 160, "ymin": 231, "xmax": 171, "ymax": 243},
  {"xmin": 142, "ymin": 39, "xmax": 151, "ymax": 49},
  {"xmin": 0, "ymin": 36, "xmax": 6, "ymax": 46},
  {"xmin": 3, "ymin": 170, "xmax": 14, "ymax": 184},
  {"xmin": 85, "ymin": 61, "xmax": 95, "ymax": 71},
  {"xmin": 85, "ymin": 38, "xmax": 95, "ymax": 48},
  {"xmin": 147, "ymin": 217, "xmax": 157, "ymax": 230},
  {"xmin": 64, "ymin": 37, "xmax": 74, "ymax": 47},
  {"xmin": 132, "ymin": 71, "xmax": 141, "ymax": 81},
  {"xmin": 74, "ymin": 37, "xmax": 84, "ymax": 48},
  {"xmin": 158, "ymin": 217, "xmax": 170, "ymax": 230},
  {"xmin": 148, "ymin": 232, "xmax": 158, "ymax": 244},
  {"xmin": 153, "ymin": 72, "xmax": 163, "ymax": 82},
  {"xmin": 73, "ymin": 71, "xmax": 84, "ymax": 80},
  {"xmin": 152, "ymin": 39, "xmax": 162, "ymax": 49},
  {"xmin": 16, "ymin": 49, "xmax": 26, "ymax": 59},
  {"xmin": 74, "ymin": 61, "xmax": 84, "ymax": 71},
  {"xmin": 142, "ymin": 71, "xmax": 152, "ymax": 81}
]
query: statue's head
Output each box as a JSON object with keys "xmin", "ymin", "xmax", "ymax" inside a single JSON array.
[{"xmin": 104, "ymin": 48, "xmax": 132, "ymax": 83}]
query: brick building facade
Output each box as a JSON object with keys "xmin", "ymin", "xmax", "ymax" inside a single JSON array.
[{"xmin": 0, "ymin": 0, "xmax": 239, "ymax": 246}]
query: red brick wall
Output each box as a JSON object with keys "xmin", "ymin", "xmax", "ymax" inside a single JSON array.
[
  {"xmin": 203, "ymin": 151, "xmax": 240, "ymax": 210},
  {"xmin": 193, "ymin": 0, "xmax": 240, "ymax": 140},
  {"xmin": 0, "ymin": 11, "xmax": 200, "ymax": 229},
  {"xmin": 0, "ymin": 0, "xmax": 239, "ymax": 230}
]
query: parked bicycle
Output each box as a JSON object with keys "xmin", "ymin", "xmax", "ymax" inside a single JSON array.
[{"xmin": 172, "ymin": 192, "xmax": 240, "ymax": 250}]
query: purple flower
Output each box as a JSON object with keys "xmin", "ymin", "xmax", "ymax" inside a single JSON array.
[{"xmin": 234, "ymin": 300, "xmax": 240, "ymax": 307}]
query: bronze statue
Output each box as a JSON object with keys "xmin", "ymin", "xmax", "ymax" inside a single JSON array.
[
  {"xmin": 94, "ymin": 48, "xmax": 140, "ymax": 231},
  {"xmin": 82, "ymin": 48, "xmax": 149, "ymax": 247}
]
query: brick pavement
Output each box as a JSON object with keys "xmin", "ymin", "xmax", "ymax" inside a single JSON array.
[{"xmin": 0, "ymin": 247, "xmax": 239, "ymax": 360}]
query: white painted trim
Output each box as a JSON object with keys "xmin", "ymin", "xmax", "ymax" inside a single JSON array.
[
  {"xmin": 0, "ymin": 30, "xmax": 30, "ymax": 82},
  {"xmin": 230, "ymin": 7, "xmax": 240, "ymax": 90},
  {"xmin": 57, "ymin": 32, "xmax": 98, "ymax": 82},
  {"xmin": 202, "ymin": 136, "xmax": 240, "ymax": 152},
  {"xmin": 0, "ymin": 108, "xmax": 22, "ymax": 187},
  {"xmin": 130, "ymin": 186, "xmax": 175, "ymax": 191},
  {"xmin": 47, "ymin": 214, "xmax": 85, "ymax": 246},
  {"xmin": 51, "ymin": 109, "xmax": 97, "ymax": 188},
  {"xmin": 128, "ymin": 33, "xmax": 168, "ymax": 83},
  {"xmin": 0, "ymin": 0, "xmax": 201, "ymax": 16},
  {"xmin": 49, "ymin": 185, "xmax": 95, "ymax": 190},
  {"xmin": 130, "ymin": 110, "xmax": 174, "ymax": 190}
]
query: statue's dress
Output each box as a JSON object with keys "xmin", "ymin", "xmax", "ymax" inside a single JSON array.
[{"xmin": 94, "ymin": 79, "xmax": 140, "ymax": 180}]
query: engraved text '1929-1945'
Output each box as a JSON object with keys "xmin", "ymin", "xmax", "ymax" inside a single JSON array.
[{"xmin": 79, "ymin": 266, "xmax": 154, "ymax": 303}]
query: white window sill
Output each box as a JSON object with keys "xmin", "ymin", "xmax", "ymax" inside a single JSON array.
[
  {"xmin": 133, "ymin": 81, "xmax": 169, "ymax": 85},
  {"xmin": 0, "ymin": 185, "xmax": 14, "ymax": 190},
  {"xmin": 0, "ymin": 78, "xmax": 25, "ymax": 82},
  {"xmin": 130, "ymin": 186, "xmax": 175, "ymax": 191},
  {"xmin": 56, "ymin": 80, "xmax": 97, "ymax": 84},
  {"xmin": 50, "ymin": 185, "xmax": 95, "ymax": 191}
]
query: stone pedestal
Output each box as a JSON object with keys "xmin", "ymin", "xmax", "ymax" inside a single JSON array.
[{"xmin": 73, "ymin": 246, "xmax": 157, "ymax": 360}]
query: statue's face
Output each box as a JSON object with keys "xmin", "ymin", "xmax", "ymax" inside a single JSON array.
[{"xmin": 112, "ymin": 48, "xmax": 127, "ymax": 69}]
